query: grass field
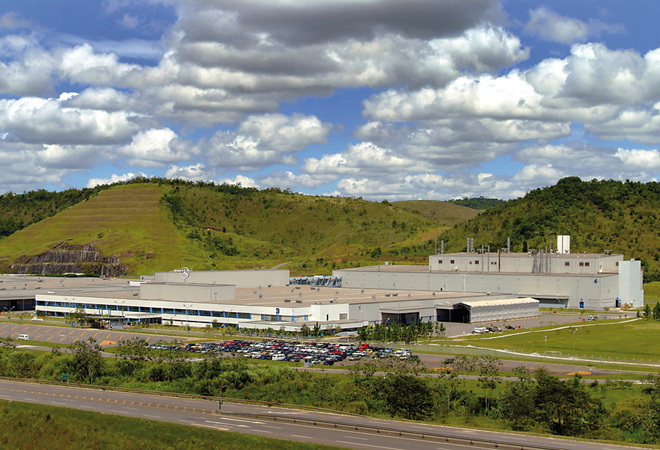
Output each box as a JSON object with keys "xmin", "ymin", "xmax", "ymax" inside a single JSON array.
[
  {"xmin": 445, "ymin": 319, "xmax": 660, "ymax": 363},
  {"xmin": 392, "ymin": 200, "xmax": 480, "ymax": 227},
  {"xmin": 0, "ymin": 400, "xmax": 341, "ymax": 450}
]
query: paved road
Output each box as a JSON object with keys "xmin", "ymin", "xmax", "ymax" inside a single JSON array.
[
  {"xmin": 0, "ymin": 379, "xmax": 643, "ymax": 450},
  {"xmin": 0, "ymin": 322, "xmax": 185, "ymax": 346}
]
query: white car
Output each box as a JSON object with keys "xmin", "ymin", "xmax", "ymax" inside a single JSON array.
[
  {"xmin": 472, "ymin": 327, "xmax": 488, "ymax": 334},
  {"xmin": 31, "ymin": 317, "xmax": 44, "ymax": 322}
]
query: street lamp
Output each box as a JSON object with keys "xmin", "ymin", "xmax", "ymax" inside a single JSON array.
[{"xmin": 183, "ymin": 304, "xmax": 193, "ymax": 332}]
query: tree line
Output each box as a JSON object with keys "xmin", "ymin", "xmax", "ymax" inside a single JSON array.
[{"xmin": 0, "ymin": 337, "xmax": 659, "ymax": 444}]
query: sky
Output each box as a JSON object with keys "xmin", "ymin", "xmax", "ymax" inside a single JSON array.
[{"xmin": 0, "ymin": 0, "xmax": 659, "ymax": 200}]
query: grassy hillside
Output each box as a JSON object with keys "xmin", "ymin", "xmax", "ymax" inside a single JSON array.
[
  {"xmin": 448, "ymin": 197, "xmax": 505, "ymax": 210},
  {"xmin": 393, "ymin": 200, "xmax": 480, "ymax": 227},
  {"xmin": 0, "ymin": 183, "xmax": 199, "ymax": 275},
  {"xmin": 160, "ymin": 184, "xmax": 446, "ymax": 274},
  {"xmin": 0, "ymin": 181, "xmax": 458, "ymax": 276},
  {"xmin": 0, "ymin": 187, "xmax": 108, "ymax": 238},
  {"xmin": 439, "ymin": 177, "xmax": 660, "ymax": 281}
]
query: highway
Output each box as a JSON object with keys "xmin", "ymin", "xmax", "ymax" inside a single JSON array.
[{"xmin": 0, "ymin": 379, "xmax": 642, "ymax": 450}]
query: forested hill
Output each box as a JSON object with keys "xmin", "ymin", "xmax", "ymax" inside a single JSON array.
[
  {"xmin": 0, "ymin": 179, "xmax": 452, "ymax": 276},
  {"xmin": 0, "ymin": 187, "xmax": 108, "ymax": 238},
  {"xmin": 439, "ymin": 177, "xmax": 660, "ymax": 281}
]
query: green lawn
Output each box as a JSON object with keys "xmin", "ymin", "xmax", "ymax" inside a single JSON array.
[
  {"xmin": 447, "ymin": 319, "xmax": 660, "ymax": 362},
  {"xmin": 0, "ymin": 400, "xmax": 342, "ymax": 450}
]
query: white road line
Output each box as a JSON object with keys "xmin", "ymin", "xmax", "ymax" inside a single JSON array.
[
  {"xmin": 336, "ymin": 441, "xmax": 404, "ymax": 450},
  {"xmin": 262, "ymin": 425, "xmax": 282, "ymax": 430},
  {"xmin": 143, "ymin": 415, "xmax": 161, "ymax": 419},
  {"xmin": 50, "ymin": 402, "xmax": 66, "ymax": 406},
  {"xmin": 291, "ymin": 435, "xmax": 311, "ymax": 439}
]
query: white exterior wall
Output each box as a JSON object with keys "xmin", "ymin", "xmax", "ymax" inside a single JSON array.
[
  {"xmin": 467, "ymin": 300, "xmax": 539, "ymax": 322},
  {"xmin": 154, "ymin": 270, "xmax": 290, "ymax": 288},
  {"xmin": 335, "ymin": 269, "xmax": 620, "ymax": 309},
  {"xmin": 618, "ymin": 260, "xmax": 644, "ymax": 308},
  {"xmin": 430, "ymin": 253, "xmax": 622, "ymax": 275}
]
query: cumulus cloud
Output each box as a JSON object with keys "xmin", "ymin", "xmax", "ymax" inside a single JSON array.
[
  {"xmin": 525, "ymin": 7, "xmax": 623, "ymax": 44},
  {"xmin": 205, "ymin": 113, "xmax": 331, "ymax": 171},
  {"xmin": 216, "ymin": 174, "xmax": 258, "ymax": 188},
  {"xmin": 117, "ymin": 128, "xmax": 192, "ymax": 167},
  {"xmin": 363, "ymin": 43, "xmax": 660, "ymax": 143},
  {"xmin": 165, "ymin": 163, "xmax": 213, "ymax": 181},
  {"xmin": 0, "ymin": 95, "xmax": 142, "ymax": 145},
  {"xmin": 258, "ymin": 170, "xmax": 333, "ymax": 189},
  {"xmin": 86, "ymin": 172, "xmax": 150, "ymax": 188}
]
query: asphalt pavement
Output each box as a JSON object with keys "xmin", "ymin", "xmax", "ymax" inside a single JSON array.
[{"xmin": 0, "ymin": 379, "xmax": 644, "ymax": 450}]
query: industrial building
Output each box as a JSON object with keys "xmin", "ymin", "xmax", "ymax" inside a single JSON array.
[
  {"xmin": 335, "ymin": 236, "xmax": 643, "ymax": 309},
  {"xmin": 31, "ymin": 236, "xmax": 642, "ymax": 330}
]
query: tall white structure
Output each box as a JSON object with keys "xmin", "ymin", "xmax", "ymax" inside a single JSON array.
[
  {"xmin": 557, "ymin": 235, "xmax": 571, "ymax": 254},
  {"xmin": 618, "ymin": 260, "xmax": 644, "ymax": 308}
]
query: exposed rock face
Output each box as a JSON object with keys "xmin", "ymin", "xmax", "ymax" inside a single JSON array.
[{"xmin": 13, "ymin": 242, "xmax": 127, "ymax": 276}]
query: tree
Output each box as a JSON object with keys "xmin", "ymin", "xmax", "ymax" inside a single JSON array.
[
  {"xmin": 477, "ymin": 355, "xmax": 502, "ymax": 411},
  {"xmin": 438, "ymin": 322, "xmax": 446, "ymax": 338},
  {"xmin": 499, "ymin": 366, "xmax": 537, "ymax": 430},
  {"xmin": 115, "ymin": 337, "xmax": 150, "ymax": 377},
  {"xmin": 533, "ymin": 369, "xmax": 605, "ymax": 437},
  {"xmin": 300, "ymin": 323, "xmax": 311, "ymax": 337},
  {"xmin": 644, "ymin": 304, "xmax": 652, "ymax": 320},
  {"xmin": 382, "ymin": 373, "xmax": 434, "ymax": 420},
  {"xmin": 68, "ymin": 338, "xmax": 104, "ymax": 383},
  {"xmin": 654, "ymin": 302, "xmax": 660, "ymax": 321},
  {"xmin": 311, "ymin": 322, "xmax": 322, "ymax": 337},
  {"xmin": 72, "ymin": 305, "xmax": 86, "ymax": 327}
]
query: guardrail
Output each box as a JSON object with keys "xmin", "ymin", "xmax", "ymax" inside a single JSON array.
[{"xmin": 219, "ymin": 410, "xmax": 588, "ymax": 450}]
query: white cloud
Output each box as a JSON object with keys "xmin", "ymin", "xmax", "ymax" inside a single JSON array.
[
  {"xmin": 86, "ymin": 172, "xmax": 149, "ymax": 188},
  {"xmin": 258, "ymin": 170, "xmax": 334, "ymax": 189},
  {"xmin": 165, "ymin": 163, "xmax": 210, "ymax": 180},
  {"xmin": 121, "ymin": 14, "xmax": 140, "ymax": 29},
  {"xmin": 525, "ymin": 7, "xmax": 623, "ymax": 44},
  {"xmin": 302, "ymin": 142, "xmax": 427, "ymax": 177},
  {"xmin": 0, "ymin": 96, "xmax": 142, "ymax": 145},
  {"xmin": 0, "ymin": 13, "xmax": 31, "ymax": 30},
  {"xmin": 216, "ymin": 174, "xmax": 258, "ymax": 188},
  {"xmin": 205, "ymin": 113, "xmax": 331, "ymax": 171},
  {"xmin": 117, "ymin": 128, "xmax": 191, "ymax": 167},
  {"xmin": 614, "ymin": 148, "xmax": 660, "ymax": 172}
]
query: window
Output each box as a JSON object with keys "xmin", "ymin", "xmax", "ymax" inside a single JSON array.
[
  {"xmin": 340, "ymin": 313, "xmax": 348, "ymax": 320},
  {"xmin": 438, "ymin": 260, "xmax": 443, "ymax": 264},
  {"xmin": 163, "ymin": 308, "xmax": 175, "ymax": 315},
  {"xmin": 565, "ymin": 262, "xmax": 570, "ymax": 266},
  {"xmin": 579, "ymin": 262, "xmax": 584, "ymax": 267},
  {"xmin": 237, "ymin": 312, "xmax": 251, "ymax": 319},
  {"xmin": 475, "ymin": 260, "xmax": 479, "ymax": 265},
  {"xmin": 199, "ymin": 310, "xmax": 211, "ymax": 316},
  {"xmin": 585, "ymin": 262, "xmax": 590, "ymax": 267},
  {"xmin": 616, "ymin": 262, "xmax": 619, "ymax": 266},
  {"xmin": 450, "ymin": 260, "xmax": 455, "ymax": 264}
]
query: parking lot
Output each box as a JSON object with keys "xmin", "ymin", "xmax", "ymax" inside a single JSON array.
[
  {"xmin": 0, "ymin": 322, "xmax": 183, "ymax": 346},
  {"xmin": 152, "ymin": 339, "xmax": 417, "ymax": 366}
]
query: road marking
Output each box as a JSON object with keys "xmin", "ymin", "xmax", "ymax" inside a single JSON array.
[
  {"xmin": 346, "ymin": 436, "xmax": 368, "ymax": 440},
  {"xmin": 21, "ymin": 327, "xmax": 28, "ymax": 331},
  {"xmin": 10, "ymin": 326, "xmax": 17, "ymax": 331},
  {"xmin": 45, "ymin": 329, "xmax": 52, "ymax": 333},
  {"xmin": 35, "ymin": 335, "xmax": 42, "ymax": 340},
  {"xmin": 146, "ymin": 337, "xmax": 150, "ymax": 342},
  {"xmin": 119, "ymin": 335, "xmax": 124, "ymax": 340},
  {"xmin": 217, "ymin": 417, "xmax": 264, "ymax": 425},
  {"xmin": 263, "ymin": 426, "xmax": 282, "ymax": 430},
  {"xmin": 59, "ymin": 336, "xmax": 67, "ymax": 342},
  {"xmin": 50, "ymin": 402, "xmax": 66, "ymax": 406},
  {"xmin": 143, "ymin": 415, "xmax": 161, "ymax": 419},
  {"xmin": 46, "ymin": 336, "xmax": 53, "ymax": 341},
  {"xmin": 254, "ymin": 430, "xmax": 271, "ymax": 434},
  {"xmin": 336, "ymin": 441, "xmax": 404, "ymax": 450},
  {"xmin": 68, "ymin": 331, "xmax": 74, "ymax": 335},
  {"xmin": 291, "ymin": 435, "xmax": 310, "ymax": 439},
  {"xmin": 93, "ymin": 333, "xmax": 98, "ymax": 338},
  {"xmin": 105, "ymin": 334, "xmax": 111, "ymax": 339}
]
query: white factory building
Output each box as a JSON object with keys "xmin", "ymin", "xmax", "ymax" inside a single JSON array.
[{"xmin": 33, "ymin": 236, "xmax": 642, "ymax": 330}]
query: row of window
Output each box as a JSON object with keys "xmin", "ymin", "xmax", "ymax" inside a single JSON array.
[{"xmin": 35, "ymin": 301, "xmax": 252, "ymax": 319}]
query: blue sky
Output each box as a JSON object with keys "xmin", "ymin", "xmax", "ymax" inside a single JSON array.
[{"xmin": 0, "ymin": 0, "xmax": 659, "ymax": 200}]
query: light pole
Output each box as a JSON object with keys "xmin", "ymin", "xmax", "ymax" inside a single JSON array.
[
  {"xmin": 545, "ymin": 335, "xmax": 547, "ymax": 354},
  {"xmin": 183, "ymin": 304, "xmax": 192, "ymax": 332}
]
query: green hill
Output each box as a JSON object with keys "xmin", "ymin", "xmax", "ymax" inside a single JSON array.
[
  {"xmin": 439, "ymin": 177, "xmax": 660, "ymax": 281},
  {"xmin": 0, "ymin": 181, "xmax": 462, "ymax": 276},
  {"xmin": 393, "ymin": 200, "xmax": 481, "ymax": 227},
  {"xmin": 448, "ymin": 197, "xmax": 505, "ymax": 210}
]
